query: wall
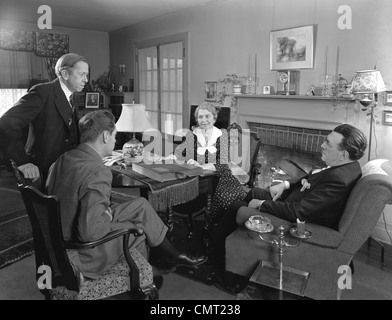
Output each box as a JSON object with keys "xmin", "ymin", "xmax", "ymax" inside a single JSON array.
[
  {"xmin": 109, "ymin": 0, "xmax": 392, "ymax": 244},
  {"xmin": 0, "ymin": 20, "xmax": 110, "ymax": 83}
]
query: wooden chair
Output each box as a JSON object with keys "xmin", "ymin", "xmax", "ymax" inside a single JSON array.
[
  {"xmin": 227, "ymin": 122, "xmax": 262, "ymax": 189},
  {"xmin": 12, "ymin": 156, "xmax": 159, "ymax": 300},
  {"xmin": 17, "ymin": 183, "xmax": 158, "ymax": 300}
]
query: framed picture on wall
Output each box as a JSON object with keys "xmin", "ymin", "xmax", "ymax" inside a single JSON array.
[
  {"xmin": 384, "ymin": 91, "xmax": 392, "ymax": 106},
  {"xmin": 205, "ymin": 81, "xmax": 217, "ymax": 102},
  {"xmin": 270, "ymin": 25, "xmax": 315, "ymax": 70},
  {"xmin": 85, "ymin": 92, "xmax": 100, "ymax": 108},
  {"xmin": 382, "ymin": 111, "xmax": 392, "ymax": 126}
]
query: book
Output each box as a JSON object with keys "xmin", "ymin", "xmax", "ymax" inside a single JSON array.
[{"xmin": 131, "ymin": 162, "xmax": 203, "ymax": 182}]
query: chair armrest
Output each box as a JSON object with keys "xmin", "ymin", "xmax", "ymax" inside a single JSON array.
[{"xmin": 64, "ymin": 227, "xmax": 144, "ymax": 249}]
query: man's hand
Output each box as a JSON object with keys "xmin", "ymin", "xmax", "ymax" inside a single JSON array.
[
  {"xmin": 249, "ymin": 199, "xmax": 262, "ymax": 209},
  {"xmin": 17, "ymin": 163, "xmax": 40, "ymax": 182},
  {"xmin": 269, "ymin": 182, "xmax": 286, "ymax": 201}
]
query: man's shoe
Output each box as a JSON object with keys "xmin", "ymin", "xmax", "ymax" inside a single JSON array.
[
  {"xmin": 173, "ymin": 253, "xmax": 208, "ymax": 267},
  {"xmin": 153, "ymin": 275, "xmax": 164, "ymax": 290}
]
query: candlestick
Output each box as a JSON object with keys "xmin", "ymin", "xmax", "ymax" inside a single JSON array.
[
  {"xmin": 325, "ymin": 45, "xmax": 328, "ymax": 75},
  {"xmin": 335, "ymin": 45, "xmax": 340, "ymax": 79},
  {"xmin": 248, "ymin": 53, "xmax": 251, "ymax": 78},
  {"xmin": 255, "ymin": 53, "xmax": 257, "ymax": 80}
]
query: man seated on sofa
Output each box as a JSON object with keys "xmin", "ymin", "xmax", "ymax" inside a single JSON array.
[
  {"xmin": 211, "ymin": 123, "xmax": 367, "ymax": 268},
  {"xmin": 46, "ymin": 109, "xmax": 207, "ymax": 281}
]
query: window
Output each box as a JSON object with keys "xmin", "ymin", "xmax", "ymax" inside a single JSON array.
[
  {"xmin": 135, "ymin": 33, "xmax": 188, "ymax": 135},
  {"xmin": 0, "ymin": 89, "xmax": 27, "ymax": 117}
]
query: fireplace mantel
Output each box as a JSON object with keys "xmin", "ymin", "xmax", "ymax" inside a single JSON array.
[{"xmin": 234, "ymin": 95, "xmax": 356, "ymax": 131}]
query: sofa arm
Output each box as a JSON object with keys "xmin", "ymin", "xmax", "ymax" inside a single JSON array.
[{"xmin": 302, "ymin": 223, "xmax": 344, "ymax": 248}]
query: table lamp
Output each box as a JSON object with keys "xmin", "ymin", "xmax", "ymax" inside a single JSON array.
[
  {"xmin": 350, "ymin": 68, "xmax": 386, "ymax": 161},
  {"xmin": 115, "ymin": 103, "xmax": 154, "ymax": 158}
]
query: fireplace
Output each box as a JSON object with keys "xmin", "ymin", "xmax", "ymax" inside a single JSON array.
[
  {"xmin": 235, "ymin": 95, "xmax": 355, "ymax": 189},
  {"xmin": 249, "ymin": 122, "xmax": 328, "ymax": 188}
]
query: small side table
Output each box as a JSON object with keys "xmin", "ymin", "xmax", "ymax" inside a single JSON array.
[{"xmin": 248, "ymin": 225, "xmax": 310, "ymax": 299}]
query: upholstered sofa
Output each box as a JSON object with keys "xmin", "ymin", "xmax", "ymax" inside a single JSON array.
[{"xmin": 225, "ymin": 159, "xmax": 392, "ymax": 300}]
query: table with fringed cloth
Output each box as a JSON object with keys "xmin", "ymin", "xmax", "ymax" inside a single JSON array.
[{"xmin": 110, "ymin": 165, "xmax": 201, "ymax": 233}]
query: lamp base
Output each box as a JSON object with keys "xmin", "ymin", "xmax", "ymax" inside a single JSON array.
[{"xmin": 122, "ymin": 136, "xmax": 144, "ymax": 158}]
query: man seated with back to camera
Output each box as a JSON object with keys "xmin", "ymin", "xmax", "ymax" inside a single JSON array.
[
  {"xmin": 210, "ymin": 123, "xmax": 367, "ymax": 269},
  {"xmin": 46, "ymin": 110, "xmax": 207, "ymax": 283}
]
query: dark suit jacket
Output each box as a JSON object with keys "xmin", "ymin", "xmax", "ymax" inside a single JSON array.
[
  {"xmin": 0, "ymin": 79, "xmax": 80, "ymax": 177},
  {"xmin": 259, "ymin": 161, "xmax": 362, "ymax": 229}
]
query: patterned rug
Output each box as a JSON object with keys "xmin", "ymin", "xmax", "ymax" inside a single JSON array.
[{"xmin": 0, "ymin": 208, "xmax": 34, "ymax": 269}]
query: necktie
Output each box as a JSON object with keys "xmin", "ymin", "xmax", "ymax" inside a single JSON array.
[
  {"xmin": 68, "ymin": 94, "xmax": 75, "ymax": 126},
  {"xmin": 69, "ymin": 94, "xmax": 75, "ymax": 111}
]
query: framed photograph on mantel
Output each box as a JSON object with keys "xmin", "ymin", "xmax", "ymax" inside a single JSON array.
[
  {"xmin": 270, "ymin": 25, "xmax": 315, "ymax": 71},
  {"xmin": 205, "ymin": 81, "xmax": 217, "ymax": 102}
]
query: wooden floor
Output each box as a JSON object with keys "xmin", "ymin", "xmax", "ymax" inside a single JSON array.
[{"xmin": 1, "ymin": 167, "xmax": 392, "ymax": 300}]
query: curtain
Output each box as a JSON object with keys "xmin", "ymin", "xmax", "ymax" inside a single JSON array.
[
  {"xmin": 0, "ymin": 29, "xmax": 69, "ymax": 58},
  {"xmin": 0, "ymin": 49, "xmax": 49, "ymax": 88},
  {"xmin": 0, "ymin": 28, "xmax": 69, "ymax": 88}
]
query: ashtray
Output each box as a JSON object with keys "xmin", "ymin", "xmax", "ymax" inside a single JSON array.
[
  {"xmin": 249, "ymin": 215, "xmax": 271, "ymax": 225},
  {"xmin": 289, "ymin": 227, "xmax": 312, "ymax": 239},
  {"xmin": 245, "ymin": 220, "xmax": 274, "ymax": 234}
]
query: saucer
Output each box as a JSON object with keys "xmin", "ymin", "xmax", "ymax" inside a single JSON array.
[
  {"xmin": 245, "ymin": 220, "xmax": 274, "ymax": 234},
  {"xmin": 290, "ymin": 227, "xmax": 312, "ymax": 239}
]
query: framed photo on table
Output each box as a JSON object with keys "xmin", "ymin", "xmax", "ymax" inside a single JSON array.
[
  {"xmin": 205, "ymin": 81, "xmax": 217, "ymax": 102},
  {"xmin": 270, "ymin": 25, "xmax": 314, "ymax": 70},
  {"xmin": 85, "ymin": 92, "xmax": 100, "ymax": 108}
]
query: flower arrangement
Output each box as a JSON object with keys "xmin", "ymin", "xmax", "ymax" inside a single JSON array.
[{"xmin": 92, "ymin": 71, "xmax": 114, "ymax": 92}]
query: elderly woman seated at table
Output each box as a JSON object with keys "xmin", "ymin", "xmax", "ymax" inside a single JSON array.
[{"xmin": 174, "ymin": 102, "xmax": 246, "ymax": 234}]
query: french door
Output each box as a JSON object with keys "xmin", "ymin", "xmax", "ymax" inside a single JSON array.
[{"xmin": 135, "ymin": 33, "xmax": 188, "ymax": 135}]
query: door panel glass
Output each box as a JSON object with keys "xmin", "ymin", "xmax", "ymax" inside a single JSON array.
[{"xmin": 137, "ymin": 41, "xmax": 184, "ymax": 134}]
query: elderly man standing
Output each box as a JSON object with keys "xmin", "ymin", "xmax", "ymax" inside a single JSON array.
[{"xmin": 0, "ymin": 53, "xmax": 89, "ymax": 182}]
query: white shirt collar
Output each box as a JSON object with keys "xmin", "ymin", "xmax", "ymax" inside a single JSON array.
[
  {"xmin": 194, "ymin": 126, "xmax": 222, "ymax": 155},
  {"xmin": 194, "ymin": 126, "xmax": 222, "ymax": 145},
  {"xmin": 59, "ymin": 79, "xmax": 73, "ymax": 102}
]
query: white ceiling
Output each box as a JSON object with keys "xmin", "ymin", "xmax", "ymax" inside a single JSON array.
[{"xmin": 0, "ymin": 0, "xmax": 220, "ymax": 32}]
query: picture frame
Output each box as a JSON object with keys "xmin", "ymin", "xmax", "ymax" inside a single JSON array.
[
  {"xmin": 205, "ymin": 81, "xmax": 217, "ymax": 102},
  {"xmin": 384, "ymin": 91, "xmax": 392, "ymax": 106},
  {"xmin": 382, "ymin": 111, "xmax": 392, "ymax": 126},
  {"xmin": 85, "ymin": 92, "xmax": 100, "ymax": 108},
  {"xmin": 262, "ymin": 85, "xmax": 274, "ymax": 95},
  {"xmin": 270, "ymin": 25, "xmax": 314, "ymax": 71}
]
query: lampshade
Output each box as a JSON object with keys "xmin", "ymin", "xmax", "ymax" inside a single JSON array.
[
  {"xmin": 351, "ymin": 69, "xmax": 386, "ymax": 94},
  {"xmin": 116, "ymin": 103, "xmax": 154, "ymax": 132},
  {"xmin": 116, "ymin": 103, "xmax": 154, "ymax": 159}
]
